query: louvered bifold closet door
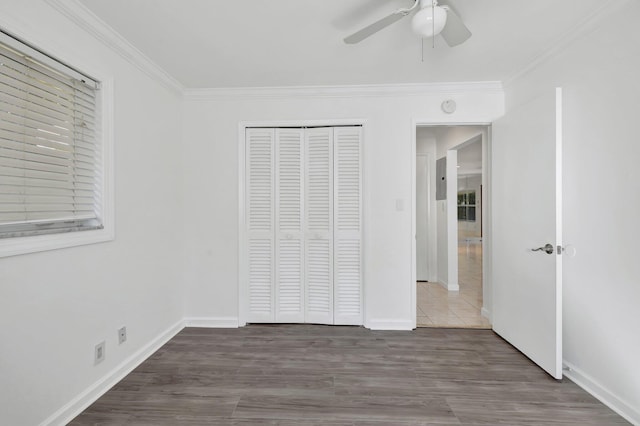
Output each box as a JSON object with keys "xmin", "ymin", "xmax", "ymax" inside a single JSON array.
[
  {"xmin": 246, "ymin": 129, "xmax": 275, "ymax": 322},
  {"xmin": 275, "ymin": 129, "xmax": 304, "ymax": 322},
  {"xmin": 304, "ymin": 128, "xmax": 334, "ymax": 324},
  {"xmin": 333, "ymin": 127, "xmax": 363, "ymax": 325}
]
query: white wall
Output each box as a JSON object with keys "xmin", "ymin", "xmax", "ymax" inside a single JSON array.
[
  {"xmin": 0, "ymin": 2, "xmax": 185, "ymax": 425},
  {"xmin": 435, "ymin": 126, "xmax": 485, "ymax": 158},
  {"xmin": 416, "ymin": 132, "xmax": 437, "ymax": 282},
  {"xmin": 416, "ymin": 135, "xmax": 436, "ymax": 155},
  {"xmin": 504, "ymin": 0, "xmax": 640, "ymax": 421},
  {"xmin": 182, "ymin": 88, "xmax": 503, "ymax": 329}
]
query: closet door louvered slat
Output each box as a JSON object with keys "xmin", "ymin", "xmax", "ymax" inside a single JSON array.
[
  {"xmin": 246, "ymin": 128, "xmax": 275, "ymax": 322},
  {"xmin": 304, "ymin": 128, "xmax": 334, "ymax": 325},
  {"xmin": 275, "ymin": 129, "xmax": 304, "ymax": 322},
  {"xmin": 334, "ymin": 127, "xmax": 363, "ymax": 325}
]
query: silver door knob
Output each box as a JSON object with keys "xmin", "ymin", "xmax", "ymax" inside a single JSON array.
[{"xmin": 531, "ymin": 243, "xmax": 554, "ymax": 254}]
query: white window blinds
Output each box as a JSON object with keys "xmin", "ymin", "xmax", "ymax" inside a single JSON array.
[{"xmin": 0, "ymin": 31, "xmax": 102, "ymax": 238}]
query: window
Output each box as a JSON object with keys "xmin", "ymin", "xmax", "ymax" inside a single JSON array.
[
  {"xmin": 0, "ymin": 31, "xmax": 102, "ymax": 239},
  {"xmin": 457, "ymin": 190, "xmax": 476, "ymax": 222},
  {"xmin": 0, "ymin": 30, "xmax": 112, "ymax": 257}
]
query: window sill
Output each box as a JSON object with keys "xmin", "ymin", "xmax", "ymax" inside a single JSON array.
[{"xmin": 0, "ymin": 226, "xmax": 114, "ymax": 258}]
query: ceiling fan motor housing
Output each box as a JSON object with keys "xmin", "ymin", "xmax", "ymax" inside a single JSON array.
[
  {"xmin": 343, "ymin": 0, "xmax": 470, "ymax": 46},
  {"xmin": 412, "ymin": 0, "xmax": 448, "ymax": 38}
]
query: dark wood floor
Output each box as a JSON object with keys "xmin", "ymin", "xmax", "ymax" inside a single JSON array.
[{"xmin": 70, "ymin": 325, "xmax": 628, "ymax": 425}]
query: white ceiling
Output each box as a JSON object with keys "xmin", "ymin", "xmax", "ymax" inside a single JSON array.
[{"xmin": 79, "ymin": 0, "xmax": 604, "ymax": 88}]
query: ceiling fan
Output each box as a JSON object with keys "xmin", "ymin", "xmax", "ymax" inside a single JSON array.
[{"xmin": 344, "ymin": 0, "xmax": 471, "ymax": 47}]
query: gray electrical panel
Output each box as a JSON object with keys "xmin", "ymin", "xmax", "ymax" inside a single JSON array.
[{"xmin": 436, "ymin": 157, "xmax": 446, "ymax": 200}]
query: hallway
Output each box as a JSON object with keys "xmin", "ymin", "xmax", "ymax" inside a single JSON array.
[{"xmin": 417, "ymin": 238, "xmax": 489, "ymax": 328}]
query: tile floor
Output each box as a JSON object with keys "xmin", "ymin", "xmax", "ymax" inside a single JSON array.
[{"xmin": 417, "ymin": 237, "xmax": 491, "ymax": 328}]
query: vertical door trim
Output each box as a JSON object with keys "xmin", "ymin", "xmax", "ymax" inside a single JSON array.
[
  {"xmin": 415, "ymin": 153, "xmax": 431, "ymax": 282},
  {"xmin": 239, "ymin": 123, "xmax": 247, "ymax": 326},
  {"xmin": 554, "ymin": 87, "xmax": 563, "ymax": 378},
  {"xmin": 445, "ymin": 149, "xmax": 459, "ymax": 291}
]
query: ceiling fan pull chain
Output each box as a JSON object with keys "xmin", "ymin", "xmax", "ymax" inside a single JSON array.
[{"xmin": 432, "ymin": 0, "xmax": 435, "ymax": 48}]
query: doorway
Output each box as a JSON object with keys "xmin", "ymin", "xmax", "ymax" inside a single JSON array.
[{"xmin": 413, "ymin": 125, "xmax": 491, "ymax": 328}]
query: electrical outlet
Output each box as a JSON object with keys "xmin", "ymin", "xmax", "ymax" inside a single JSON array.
[
  {"xmin": 94, "ymin": 341, "xmax": 105, "ymax": 364},
  {"xmin": 118, "ymin": 326, "xmax": 127, "ymax": 344}
]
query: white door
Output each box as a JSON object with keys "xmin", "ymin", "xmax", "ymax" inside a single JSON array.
[
  {"xmin": 246, "ymin": 128, "xmax": 275, "ymax": 322},
  {"xmin": 275, "ymin": 129, "xmax": 305, "ymax": 322},
  {"xmin": 304, "ymin": 128, "xmax": 334, "ymax": 324},
  {"xmin": 492, "ymin": 88, "xmax": 563, "ymax": 379},
  {"xmin": 333, "ymin": 127, "xmax": 363, "ymax": 325},
  {"xmin": 245, "ymin": 126, "xmax": 362, "ymax": 326}
]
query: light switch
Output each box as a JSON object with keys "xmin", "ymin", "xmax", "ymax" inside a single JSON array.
[{"xmin": 396, "ymin": 199, "xmax": 404, "ymax": 211}]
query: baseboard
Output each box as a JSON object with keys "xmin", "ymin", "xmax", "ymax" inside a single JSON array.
[
  {"xmin": 366, "ymin": 319, "xmax": 414, "ymax": 330},
  {"xmin": 40, "ymin": 319, "xmax": 185, "ymax": 426},
  {"xmin": 184, "ymin": 316, "xmax": 239, "ymax": 328},
  {"xmin": 436, "ymin": 280, "xmax": 460, "ymax": 292},
  {"xmin": 481, "ymin": 307, "xmax": 492, "ymax": 322},
  {"xmin": 563, "ymin": 360, "xmax": 640, "ymax": 425}
]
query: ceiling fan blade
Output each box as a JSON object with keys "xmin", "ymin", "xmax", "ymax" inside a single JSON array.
[
  {"xmin": 344, "ymin": 11, "xmax": 409, "ymax": 44},
  {"xmin": 440, "ymin": 5, "xmax": 471, "ymax": 46}
]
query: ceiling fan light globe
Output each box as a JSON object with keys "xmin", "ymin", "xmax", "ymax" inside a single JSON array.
[{"xmin": 411, "ymin": 6, "xmax": 447, "ymax": 38}]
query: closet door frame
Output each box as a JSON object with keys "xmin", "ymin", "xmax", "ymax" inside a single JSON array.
[{"xmin": 239, "ymin": 120, "xmax": 365, "ymax": 327}]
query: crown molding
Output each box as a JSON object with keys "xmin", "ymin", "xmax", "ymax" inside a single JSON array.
[
  {"xmin": 504, "ymin": 0, "xmax": 633, "ymax": 88},
  {"xmin": 37, "ymin": 1, "xmax": 503, "ymax": 100},
  {"xmin": 45, "ymin": 0, "xmax": 184, "ymax": 95},
  {"xmin": 184, "ymin": 81, "xmax": 504, "ymax": 102}
]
